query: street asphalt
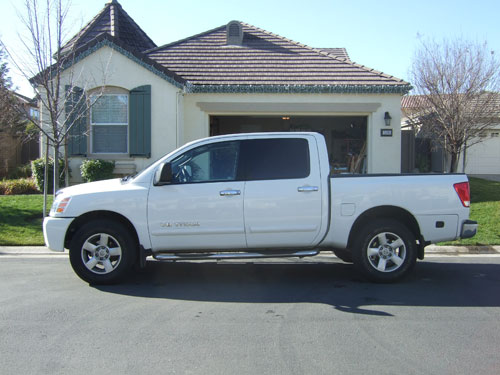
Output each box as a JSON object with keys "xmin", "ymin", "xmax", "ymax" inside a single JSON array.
[{"xmin": 1, "ymin": 245, "xmax": 499, "ymax": 256}]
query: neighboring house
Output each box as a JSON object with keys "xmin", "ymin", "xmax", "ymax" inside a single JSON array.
[
  {"xmin": 401, "ymin": 95, "xmax": 500, "ymax": 174},
  {"xmin": 0, "ymin": 92, "xmax": 39, "ymax": 178},
  {"xmin": 43, "ymin": 0, "xmax": 411, "ymax": 183}
]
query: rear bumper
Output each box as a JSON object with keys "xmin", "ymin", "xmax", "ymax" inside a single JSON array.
[
  {"xmin": 43, "ymin": 217, "xmax": 74, "ymax": 252},
  {"xmin": 460, "ymin": 220, "xmax": 478, "ymax": 239}
]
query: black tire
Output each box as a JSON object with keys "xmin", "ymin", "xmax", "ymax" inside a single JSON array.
[
  {"xmin": 333, "ymin": 249, "xmax": 353, "ymax": 263},
  {"xmin": 352, "ymin": 219, "xmax": 417, "ymax": 282},
  {"xmin": 69, "ymin": 219, "xmax": 137, "ymax": 284}
]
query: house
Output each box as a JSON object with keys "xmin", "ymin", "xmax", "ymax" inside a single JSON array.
[
  {"xmin": 43, "ymin": 0, "xmax": 411, "ymax": 183},
  {"xmin": 0, "ymin": 92, "xmax": 39, "ymax": 178},
  {"xmin": 401, "ymin": 94, "xmax": 500, "ymax": 174}
]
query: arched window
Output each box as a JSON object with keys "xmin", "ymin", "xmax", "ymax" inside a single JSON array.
[
  {"xmin": 66, "ymin": 85, "xmax": 151, "ymax": 158},
  {"xmin": 89, "ymin": 87, "xmax": 129, "ymax": 154}
]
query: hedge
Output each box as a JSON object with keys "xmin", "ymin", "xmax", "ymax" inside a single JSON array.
[
  {"xmin": 31, "ymin": 158, "xmax": 66, "ymax": 194},
  {"xmin": 80, "ymin": 159, "xmax": 115, "ymax": 182},
  {"xmin": 0, "ymin": 178, "xmax": 40, "ymax": 195}
]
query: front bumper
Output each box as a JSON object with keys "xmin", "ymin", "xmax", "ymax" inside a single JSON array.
[
  {"xmin": 43, "ymin": 216, "xmax": 74, "ymax": 252},
  {"xmin": 460, "ymin": 220, "xmax": 478, "ymax": 239}
]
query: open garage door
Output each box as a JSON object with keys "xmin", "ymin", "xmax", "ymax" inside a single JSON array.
[{"xmin": 210, "ymin": 115, "xmax": 367, "ymax": 174}]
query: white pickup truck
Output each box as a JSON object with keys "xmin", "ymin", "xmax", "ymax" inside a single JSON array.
[{"xmin": 44, "ymin": 132, "xmax": 477, "ymax": 284}]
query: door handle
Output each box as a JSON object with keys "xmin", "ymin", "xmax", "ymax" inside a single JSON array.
[
  {"xmin": 220, "ymin": 190, "xmax": 241, "ymax": 196},
  {"xmin": 298, "ymin": 186, "xmax": 319, "ymax": 192}
]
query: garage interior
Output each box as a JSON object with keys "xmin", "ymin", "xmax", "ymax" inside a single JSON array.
[{"xmin": 210, "ymin": 115, "xmax": 368, "ymax": 174}]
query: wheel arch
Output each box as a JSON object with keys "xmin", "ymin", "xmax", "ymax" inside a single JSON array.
[
  {"xmin": 347, "ymin": 205, "xmax": 424, "ymax": 258},
  {"xmin": 64, "ymin": 211, "xmax": 140, "ymax": 252}
]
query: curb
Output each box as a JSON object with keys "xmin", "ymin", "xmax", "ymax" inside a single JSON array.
[
  {"xmin": 1, "ymin": 245, "xmax": 499, "ymax": 256},
  {"xmin": 425, "ymin": 245, "xmax": 500, "ymax": 255},
  {"xmin": 0, "ymin": 246, "xmax": 66, "ymax": 256}
]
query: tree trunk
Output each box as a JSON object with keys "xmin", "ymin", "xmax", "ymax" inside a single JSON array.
[
  {"xmin": 43, "ymin": 136, "xmax": 49, "ymax": 218},
  {"xmin": 449, "ymin": 152, "xmax": 459, "ymax": 173},
  {"xmin": 53, "ymin": 144, "xmax": 59, "ymax": 196}
]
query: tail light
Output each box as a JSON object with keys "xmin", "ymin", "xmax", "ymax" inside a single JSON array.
[{"xmin": 454, "ymin": 182, "xmax": 471, "ymax": 207}]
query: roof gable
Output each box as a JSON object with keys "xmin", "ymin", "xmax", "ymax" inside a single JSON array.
[{"xmin": 60, "ymin": 0, "xmax": 156, "ymax": 56}]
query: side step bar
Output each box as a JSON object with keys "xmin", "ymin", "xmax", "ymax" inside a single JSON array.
[{"xmin": 153, "ymin": 250, "xmax": 319, "ymax": 261}]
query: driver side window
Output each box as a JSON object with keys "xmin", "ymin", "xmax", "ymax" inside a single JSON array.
[{"xmin": 171, "ymin": 141, "xmax": 240, "ymax": 184}]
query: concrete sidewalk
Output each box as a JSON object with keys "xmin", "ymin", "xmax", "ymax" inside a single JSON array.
[{"xmin": 1, "ymin": 245, "xmax": 499, "ymax": 256}]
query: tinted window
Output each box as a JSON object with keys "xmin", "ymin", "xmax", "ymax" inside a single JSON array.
[
  {"xmin": 241, "ymin": 138, "xmax": 310, "ymax": 180},
  {"xmin": 170, "ymin": 141, "xmax": 240, "ymax": 183}
]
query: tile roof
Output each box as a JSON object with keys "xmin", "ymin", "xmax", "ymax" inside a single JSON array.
[
  {"xmin": 401, "ymin": 95, "xmax": 430, "ymax": 109},
  {"xmin": 58, "ymin": 2, "xmax": 410, "ymax": 93},
  {"xmin": 318, "ymin": 48, "xmax": 350, "ymax": 60},
  {"xmin": 402, "ymin": 94, "xmax": 500, "ymax": 117},
  {"xmin": 146, "ymin": 22, "xmax": 409, "ymax": 89},
  {"xmin": 60, "ymin": 0, "xmax": 156, "ymax": 56}
]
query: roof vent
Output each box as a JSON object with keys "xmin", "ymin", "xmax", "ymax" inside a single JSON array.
[{"xmin": 226, "ymin": 21, "xmax": 243, "ymax": 46}]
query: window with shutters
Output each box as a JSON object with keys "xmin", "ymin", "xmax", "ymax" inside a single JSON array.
[{"xmin": 90, "ymin": 93, "xmax": 129, "ymax": 154}]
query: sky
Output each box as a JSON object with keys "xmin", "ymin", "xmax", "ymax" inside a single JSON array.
[{"xmin": 1, "ymin": 0, "xmax": 499, "ymax": 97}]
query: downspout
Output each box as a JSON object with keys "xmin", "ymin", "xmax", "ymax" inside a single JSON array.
[
  {"xmin": 176, "ymin": 91, "xmax": 180, "ymax": 148},
  {"xmin": 176, "ymin": 88, "xmax": 186, "ymax": 148}
]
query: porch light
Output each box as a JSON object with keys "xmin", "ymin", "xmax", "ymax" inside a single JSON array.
[
  {"xmin": 282, "ymin": 116, "xmax": 290, "ymax": 120},
  {"xmin": 384, "ymin": 112, "xmax": 392, "ymax": 126}
]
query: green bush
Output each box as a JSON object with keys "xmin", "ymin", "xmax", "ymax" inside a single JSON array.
[
  {"xmin": 80, "ymin": 159, "xmax": 115, "ymax": 182},
  {"xmin": 31, "ymin": 158, "xmax": 66, "ymax": 193},
  {"xmin": 0, "ymin": 178, "xmax": 40, "ymax": 195},
  {"xmin": 7, "ymin": 164, "xmax": 32, "ymax": 179}
]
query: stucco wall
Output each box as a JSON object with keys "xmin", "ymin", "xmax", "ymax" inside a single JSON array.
[
  {"xmin": 57, "ymin": 45, "xmax": 182, "ymax": 183},
  {"xmin": 183, "ymin": 93, "xmax": 403, "ymax": 173}
]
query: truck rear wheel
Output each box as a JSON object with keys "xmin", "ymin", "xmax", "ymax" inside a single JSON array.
[
  {"xmin": 352, "ymin": 219, "xmax": 417, "ymax": 282},
  {"xmin": 69, "ymin": 220, "xmax": 137, "ymax": 284}
]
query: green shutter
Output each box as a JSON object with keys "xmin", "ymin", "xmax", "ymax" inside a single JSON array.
[
  {"xmin": 65, "ymin": 86, "xmax": 87, "ymax": 156},
  {"xmin": 129, "ymin": 85, "xmax": 151, "ymax": 158}
]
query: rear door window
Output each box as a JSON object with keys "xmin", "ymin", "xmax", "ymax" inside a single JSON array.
[{"xmin": 240, "ymin": 138, "xmax": 310, "ymax": 180}]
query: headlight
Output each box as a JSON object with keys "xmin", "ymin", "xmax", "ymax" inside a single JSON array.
[{"xmin": 50, "ymin": 197, "xmax": 72, "ymax": 215}]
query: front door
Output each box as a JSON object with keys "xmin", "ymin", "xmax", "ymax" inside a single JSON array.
[{"xmin": 148, "ymin": 141, "xmax": 246, "ymax": 251}]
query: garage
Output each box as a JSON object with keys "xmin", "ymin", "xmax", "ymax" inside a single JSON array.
[{"xmin": 210, "ymin": 115, "xmax": 368, "ymax": 174}]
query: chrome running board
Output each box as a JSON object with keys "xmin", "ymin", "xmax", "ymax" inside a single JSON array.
[{"xmin": 153, "ymin": 250, "xmax": 319, "ymax": 261}]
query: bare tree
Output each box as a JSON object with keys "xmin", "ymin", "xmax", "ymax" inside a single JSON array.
[
  {"xmin": 0, "ymin": 45, "xmax": 24, "ymax": 135},
  {"xmin": 1, "ymin": 0, "xmax": 108, "ymax": 214},
  {"xmin": 406, "ymin": 38, "xmax": 500, "ymax": 172}
]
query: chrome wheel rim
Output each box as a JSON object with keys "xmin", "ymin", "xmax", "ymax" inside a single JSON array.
[
  {"xmin": 81, "ymin": 233, "xmax": 122, "ymax": 274},
  {"xmin": 366, "ymin": 232, "xmax": 406, "ymax": 273}
]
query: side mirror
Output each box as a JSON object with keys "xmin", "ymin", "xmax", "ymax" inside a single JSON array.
[{"xmin": 154, "ymin": 162, "xmax": 173, "ymax": 186}]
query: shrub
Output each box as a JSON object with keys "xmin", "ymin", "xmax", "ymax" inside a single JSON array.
[
  {"xmin": 7, "ymin": 164, "xmax": 32, "ymax": 179},
  {"xmin": 80, "ymin": 159, "xmax": 115, "ymax": 182},
  {"xmin": 0, "ymin": 178, "xmax": 40, "ymax": 195},
  {"xmin": 31, "ymin": 158, "xmax": 66, "ymax": 193}
]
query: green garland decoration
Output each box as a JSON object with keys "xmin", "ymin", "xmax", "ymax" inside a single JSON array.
[{"xmin": 188, "ymin": 84, "xmax": 412, "ymax": 95}]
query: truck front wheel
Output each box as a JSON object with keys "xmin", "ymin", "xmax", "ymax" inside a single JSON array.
[
  {"xmin": 69, "ymin": 220, "xmax": 137, "ymax": 284},
  {"xmin": 352, "ymin": 220, "xmax": 417, "ymax": 282}
]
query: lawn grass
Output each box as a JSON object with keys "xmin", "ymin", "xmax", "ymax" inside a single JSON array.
[
  {"xmin": 440, "ymin": 177, "xmax": 500, "ymax": 246},
  {"xmin": 0, "ymin": 195, "xmax": 52, "ymax": 246},
  {"xmin": 0, "ymin": 177, "xmax": 498, "ymax": 246}
]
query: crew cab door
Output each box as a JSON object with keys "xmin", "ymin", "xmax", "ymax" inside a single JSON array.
[
  {"xmin": 241, "ymin": 136, "xmax": 324, "ymax": 248},
  {"xmin": 148, "ymin": 140, "xmax": 246, "ymax": 251}
]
